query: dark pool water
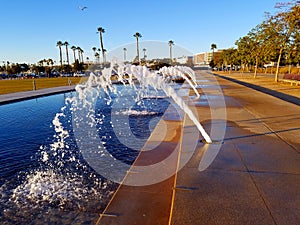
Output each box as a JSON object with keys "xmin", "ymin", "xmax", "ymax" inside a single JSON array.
[
  {"xmin": 0, "ymin": 86, "xmax": 171, "ymax": 224},
  {"xmin": 0, "ymin": 93, "xmax": 72, "ymax": 186}
]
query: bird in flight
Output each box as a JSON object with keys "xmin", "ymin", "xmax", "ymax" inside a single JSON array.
[{"xmin": 79, "ymin": 6, "xmax": 88, "ymax": 11}]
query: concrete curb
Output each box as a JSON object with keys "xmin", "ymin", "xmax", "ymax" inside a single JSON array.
[
  {"xmin": 212, "ymin": 73, "xmax": 300, "ymax": 107},
  {"xmin": 0, "ymin": 85, "xmax": 76, "ymax": 105}
]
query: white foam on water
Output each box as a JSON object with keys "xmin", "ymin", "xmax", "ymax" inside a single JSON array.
[
  {"xmin": 10, "ymin": 170, "xmax": 112, "ymax": 210},
  {"xmin": 115, "ymin": 109, "xmax": 160, "ymax": 116},
  {"xmin": 1, "ymin": 62, "xmax": 212, "ymax": 224}
]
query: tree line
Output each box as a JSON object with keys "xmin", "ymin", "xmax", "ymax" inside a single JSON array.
[
  {"xmin": 1, "ymin": 26, "xmax": 181, "ymax": 77},
  {"xmin": 211, "ymin": 1, "xmax": 299, "ymax": 81}
]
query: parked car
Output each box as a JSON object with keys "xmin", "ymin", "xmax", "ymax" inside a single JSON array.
[{"xmin": 0, "ymin": 74, "xmax": 8, "ymax": 79}]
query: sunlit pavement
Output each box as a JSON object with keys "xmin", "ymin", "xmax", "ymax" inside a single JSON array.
[
  {"xmin": 2, "ymin": 70, "xmax": 299, "ymax": 224},
  {"xmin": 0, "ymin": 85, "xmax": 76, "ymax": 105},
  {"xmin": 96, "ymin": 70, "xmax": 300, "ymax": 225}
]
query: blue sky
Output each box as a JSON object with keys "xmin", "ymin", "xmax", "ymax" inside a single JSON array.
[{"xmin": 0, "ymin": 0, "xmax": 279, "ymax": 64}]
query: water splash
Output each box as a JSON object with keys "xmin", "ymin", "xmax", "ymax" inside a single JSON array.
[
  {"xmin": 123, "ymin": 64, "xmax": 211, "ymax": 143},
  {"xmin": 159, "ymin": 66, "xmax": 200, "ymax": 98},
  {"xmin": 0, "ymin": 62, "xmax": 212, "ymax": 224}
]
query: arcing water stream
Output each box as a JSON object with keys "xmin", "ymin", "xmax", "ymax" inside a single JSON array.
[{"xmin": 0, "ymin": 63, "xmax": 212, "ymax": 224}]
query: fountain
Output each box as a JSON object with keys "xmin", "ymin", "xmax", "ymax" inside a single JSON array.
[
  {"xmin": 124, "ymin": 64, "xmax": 211, "ymax": 142},
  {"xmin": 0, "ymin": 61, "xmax": 215, "ymax": 224},
  {"xmin": 159, "ymin": 66, "xmax": 201, "ymax": 98}
]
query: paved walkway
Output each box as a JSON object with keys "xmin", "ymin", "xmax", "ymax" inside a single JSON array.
[
  {"xmin": 95, "ymin": 70, "xmax": 300, "ymax": 225},
  {"xmin": 1, "ymin": 71, "xmax": 299, "ymax": 224},
  {"xmin": 0, "ymin": 85, "xmax": 76, "ymax": 105},
  {"xmin": 213, "ymin": 72, "xmax": 300, "ymax": 105}
]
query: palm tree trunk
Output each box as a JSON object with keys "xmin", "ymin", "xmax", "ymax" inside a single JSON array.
[
  {"xmin": 100, "ymin": 33, "xmax": 104, "ymax": 63},
  {"xmin": 136, "ymin": 37, "xmax": 140, "ymax": 63},
  {"xmin": 78, "ymin": 51, "xmax": 81, "ymax": 63},
  {"xmin": 275, "ymin": 48, "xmax": 283, "ymax": 82},
  {"xmin": 73, "ymin": 50, "xmax": 76, "ymax": 63},
  {"xmin": 66, "ymin": 46, "xmax": 70, "ymax": 65},
  {"xmin": 59, "ymin": 47, "xmax": 63, "ymax": 67},
  {"xmin": 170, "ymin": 45, "xmax": 172, "ymax": 65}
]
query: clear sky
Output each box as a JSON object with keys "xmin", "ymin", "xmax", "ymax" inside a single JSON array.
[{"xmin": 0, "ymin": 0, "xmax": 279, "ymax": 65}]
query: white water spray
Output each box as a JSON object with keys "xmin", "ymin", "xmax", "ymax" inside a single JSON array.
[
  {"xmin": 159, "ymin": 66, "xmax": 200, "ymax": 99},
  {"xmin": 123, "ymin": 64, "xmax": 212, "ymax": 143}
]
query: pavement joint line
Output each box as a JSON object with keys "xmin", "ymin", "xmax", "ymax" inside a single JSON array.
[
  {"xmin": 126, "ymin": 170, "xmax": 140, "ymax": 173},
  {"xmin": 94, "ymin": 134, "xmax": 149, "ymax": 224},
  {"xmin": 233, "ymin": 142, "xmax": 279, "ymax": 225},
  {"xmin": 167, "ymin": 97, "xmax": 187, "ymax": 225},
  {"xmin": 260, "ymin": 123, "xmax": 300, "ymax": 154},
  {"xmin": 95, "ymin": 98, "xmax": 184, "ymax": 225},
  {"xmin": 99, "ymin": 213, "xmax": 119, "ymax": 218},
  {"xmin": 200, "ymin": 167, "xmax": 300, "ymax": 176},
  {"xmin": 174, "ymin": 186, "xmax": 199, "ymax": 191},
  {"xmin": 241, "ymin": 101, "xmax": 300, "ymax": 155}
]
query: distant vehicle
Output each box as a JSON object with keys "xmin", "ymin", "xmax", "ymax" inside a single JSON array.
[
  {"xmin": 24, "ymin": 74, "xmax": 36, "ymax": 79},
  {"xmin": 74, "ymin": 72, "xmax": 86, "ymax": 77},
  {"xmin": 50, "ymin": 72, "xmax": 59, "ymax": 77},
  {"xmin": 0, "ymin": 74, "xmax": 8, "ymax": 79},
  {"xmin": 264, "ymin": 62, "xmax": 277, "ymax": 68},
  {"xmin": 60, "ymin": 73, "xmax": 73, "ymax": 77}
]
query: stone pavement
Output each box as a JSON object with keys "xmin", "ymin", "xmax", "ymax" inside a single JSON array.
[
  {"xmin": 171, "ymin": 71, "xmax": 300, "ymax": 225},
  {"xmin": 213, "ymin": 72, "xmax": 300, "ymax": 105},
  {"xmin": 0, "ymin": 85, "xmax": 76, "ymax": 105},
  {"xmin": 95, "ymin": 70, "xmax": 300, "ymax": 225},
  {"xmin": 1, "ymin": 70, "xmax": 299, "ymax": 224}
]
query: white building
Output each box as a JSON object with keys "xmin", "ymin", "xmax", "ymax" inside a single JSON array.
[
  {"xmin": 194, "ymin": 52, "xmax": 213, "ymax": 65},
  {"xmin": 176, "ymin": 56, "xmax": 193, "ymax": 65}
]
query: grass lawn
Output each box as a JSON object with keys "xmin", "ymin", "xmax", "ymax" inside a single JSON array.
[{"xmin": 0, "ymin": 77, "xmax": 87, "ymax": 95}]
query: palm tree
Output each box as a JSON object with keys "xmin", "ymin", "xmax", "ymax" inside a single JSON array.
[
  {"xmin": 38, "ymin": 59, "xmax": 44, "ymax": 67},
  {"xmin": 47, "ymin": 58, "xmax": 54, "ymax": 67},
  {"xmin": 133, "ymin": 32, "xmax": 142, "ymax": 63},
  {"xmin": 64, "ymin": 41, "xmax": 70, "ymax": 65},
  {"xmin": 92, "ymin": 47, "xmax": 97, "ymax": 63},
  {"xmin": 71, "ymin": 46, "xmax": 77, "ymax": 63},
  {"xmin": 46, "ymin": 58, "xmax": 54, "ymax": 77},
  {"xmin": 79, "ymin": 48, "xmax": 84, "ymax": 63},
  {"xmin": 76, "ymin": 47, "xmax": 82, "ymax": 63},
  {"xmin": 95, "ymin": 52, "xmax": 100, "ymax": 63},
  {"xmin": 123, "ymin": 47, "xmax": 127, "ymax": 62},
  {"xmin": 97, "ymin": 27, "xmax": 105, "ymax": 63},
  {"xmin": 211, "ymin": 43, "xmax": 217, "ymax": 62},
  {"xmin": 56, "ymin": 41, "xmax": 63, "ymax": 67},
  {"xmin": 103, "ymin": 49, "xmax": 107, "ymax": 63},
  {"xmin": 168, "ymin": 40, "xmax": 174, "ymax": 65}
]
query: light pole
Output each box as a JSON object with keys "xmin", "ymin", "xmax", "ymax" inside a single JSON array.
[
  {"xmin": 168, "ymin": 40, "xmax": 174, "ymax": 65},
  {"xmin": 123, "ymin": 48, "xmax": 127, "ymax": 62},
  {"xmin": 143, "ymin": 48, "xmax": 146, "ymax": 59}
]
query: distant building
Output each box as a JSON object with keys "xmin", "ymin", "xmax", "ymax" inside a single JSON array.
[
  {"xmin": 194, "ymin": 52, "xmax": 212, "ymax": 65},
  {"xmin": 194, "ymin": 53, "xmax": 205, "ymax": 65},
  {"xmin": 194, "ymin": 50, "xmax": 223, "ymax": 66},
  {"xmin": 176, "ymin": 56, "xmax": 193, "ymax": 65}
]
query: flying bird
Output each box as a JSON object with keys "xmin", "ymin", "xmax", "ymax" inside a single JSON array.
[{"xmin": 79, "ymin": 6, "xmax": 88, "ymax": 11}]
